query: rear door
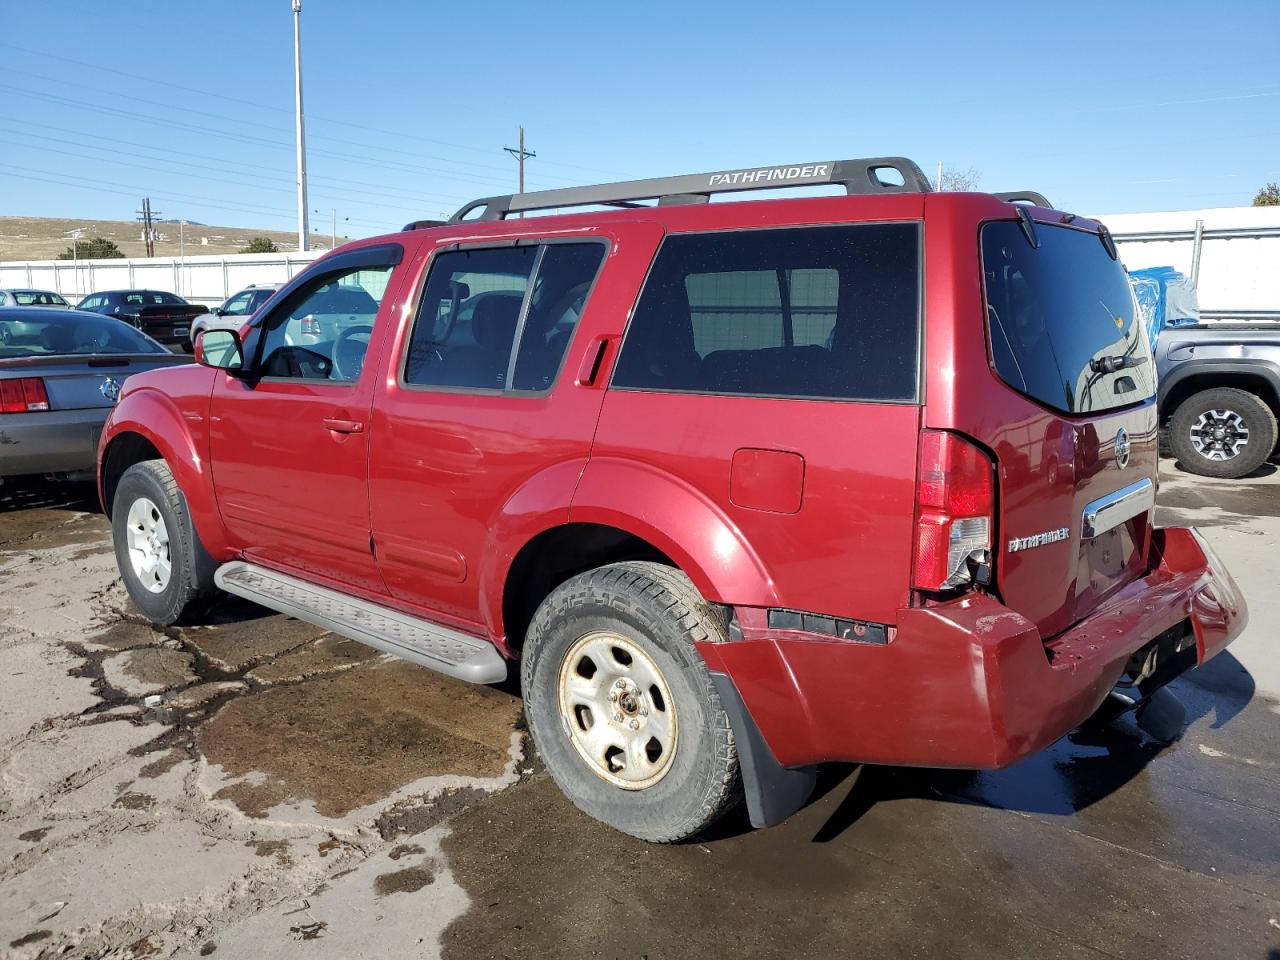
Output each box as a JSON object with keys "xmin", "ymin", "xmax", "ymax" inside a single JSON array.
[
  {"xmin": 978, "ymin": 219, "xmax": 1159, "ymax": 637},
  {"xmin": 368, "ymin": 224, "xmax": 658, "ymax": 629}
]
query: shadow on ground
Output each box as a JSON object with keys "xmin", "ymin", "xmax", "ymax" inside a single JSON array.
[{"xmin": 0, "ymin": 476, "xmax": 98, "ymax": 514}]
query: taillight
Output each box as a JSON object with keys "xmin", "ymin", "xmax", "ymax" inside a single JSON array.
[
  {"xmin": 0, "ymin": 377, "xmax": 50, "ymax": 413},
  {"xmin": 913, "ymin": 430, "xmax": 994, "ymax": 591}
]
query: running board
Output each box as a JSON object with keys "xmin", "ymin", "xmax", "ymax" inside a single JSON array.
[{"xmin": 214, "ymin": 561, "xmax": 507, "ymax": 684}]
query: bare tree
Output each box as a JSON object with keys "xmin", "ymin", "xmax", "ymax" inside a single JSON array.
[{"xmin": 940, "ymin": 166, "xmax": 982, "ymax": 192}]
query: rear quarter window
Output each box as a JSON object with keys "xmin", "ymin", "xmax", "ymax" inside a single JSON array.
[
  {"xmin": 612, "ymin": 223, "xmax": 920, "ymax": 402},
  {"xmin": 982, "ymin": 221, "xmax": 1155, "ymax": 414}
]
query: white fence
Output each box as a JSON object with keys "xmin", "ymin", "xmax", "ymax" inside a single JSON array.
[
  {"xmin": 0, "ymin": 251, "xmax": 323, "ymax": 308},
  {"xmin": 1094, "ymin": 205, "xmax": 1280, "ymax": 321},
  {"xmin": 3, "ymin": 204, "xmax": 1279, "ymax": 318}
]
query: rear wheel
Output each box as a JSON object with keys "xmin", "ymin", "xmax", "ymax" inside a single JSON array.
[
  {"xmin": 1169, "ymin": 387, "xmax": 1277, "ymax": 479},
  {"xmin": 111, "ymin": 460, "xmax": 217, "ymax": 625},
  {"xmin": 521, "ymin": 562, "xmax": 740, "ymax": 843}
]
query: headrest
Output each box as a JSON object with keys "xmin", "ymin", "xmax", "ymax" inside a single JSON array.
[
  {"xmin": 472, "ymin": 294, "xmax": 523, "ymax": 351},
  {"xmin": 40, "ymin": 324, "xmax": 73, "ymax": 354}
]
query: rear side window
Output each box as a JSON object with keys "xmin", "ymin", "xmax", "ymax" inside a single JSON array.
[
  {"xmin": 404, "ymin": 242, "xmax": 605, "ymax": 392},
  {"xmin": 612, "ymin": 224, "xmax": 920, "ymax": 402},
  {"xmin": 982, "ymin": 222, "xmax": 1156, "ymax": 414}
]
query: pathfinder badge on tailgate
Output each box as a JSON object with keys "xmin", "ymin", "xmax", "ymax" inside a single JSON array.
[{"xmin": 1007, "ymin": 527, "xmax": 1070, "ymax": 552}]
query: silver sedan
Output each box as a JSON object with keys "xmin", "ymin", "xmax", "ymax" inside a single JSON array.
[{"xmin": 0, "ymin": 307, "xmax": 189, "ymax": 480}]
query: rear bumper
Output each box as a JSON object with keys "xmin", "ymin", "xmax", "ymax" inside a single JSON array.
[
  {"xmin": 698, "ymin": 526, "xmax": 1246, "ymax": 770},
  {"xmin": 0, "ymin": 407, "xmax": 107, "ymax": 477}
]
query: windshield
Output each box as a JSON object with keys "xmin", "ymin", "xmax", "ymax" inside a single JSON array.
[
  {"xmin": 0, "ymin": 310, "xmax": 168, "ymax": 358},
  {"xmin": 982, "ymin": 221, "xmax": 1155, "ymax": 414}
]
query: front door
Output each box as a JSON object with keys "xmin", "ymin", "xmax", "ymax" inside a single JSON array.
[
  {"xmin": 207, "ymin": 245, "xmax": 407, "ymax": 594},
  {"xmin": 368, "ymin": 224, "xmax": 661, "ymax": 633}
]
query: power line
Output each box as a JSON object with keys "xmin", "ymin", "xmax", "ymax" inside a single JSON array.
[
  {"xmin": 0, "ymin": 162, "xmax": 400, "ymax": 229},
  {"xmin": 9, "ymin": 65, "xmax": 575, "ymax": 184},
  {"xmin": 0, "ymin": 83, "xmax": 569, "ymax": 194},
  {"xmin": 0, "ymin": 121, "xmax": 483, "ymax": 208},
  {"xmin": 0, "ymin": 41, "xmax": 638, "ymax": 179}
]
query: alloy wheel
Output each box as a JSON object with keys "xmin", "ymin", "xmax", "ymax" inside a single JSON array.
[
  {"xmin": 1189, "ymin": 409, "xmax": 1249, "ymax": 462},
  {"xmin": 124, "ymin": 496, "xmax": 172, "ymax": 593}
]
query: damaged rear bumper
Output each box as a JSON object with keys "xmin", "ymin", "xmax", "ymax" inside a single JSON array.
[{"xmin": 699, "ymin": 526, "xmax": 1246, "ymax": 800}]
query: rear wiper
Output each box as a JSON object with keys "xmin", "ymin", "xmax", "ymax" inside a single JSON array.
[{"xmin": 1089, "ymin": 354, "xmax": 1147, "ymax": 374}]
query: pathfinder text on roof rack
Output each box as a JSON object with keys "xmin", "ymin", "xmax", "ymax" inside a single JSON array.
[{"xmin": 707, "ymin": 163, "xmax": 833, "ymax": 187}]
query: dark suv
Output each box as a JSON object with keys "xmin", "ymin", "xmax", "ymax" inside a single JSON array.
[
  {"xmin": 77, "ymin": 290, "xmax": 209, "ymax": 350},
  {"xmin": 98, "ymin": 157, "xmax": 1246, "ymax": 842}
]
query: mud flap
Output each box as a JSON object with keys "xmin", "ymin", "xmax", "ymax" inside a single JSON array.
[
  {"xmin": 1135, "ymin": 686, "xmax": 1187, "ymax": 744},
  {"xmin": 710, "ymin": 671, "xmax": 817, "ymax": 828}
]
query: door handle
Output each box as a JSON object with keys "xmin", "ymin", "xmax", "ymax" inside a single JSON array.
[
  {"xmin": 323, "ymin": 417, "xmax": 364, "ymax": 434},
  {"xmin": 576, "ymin": 336, "xmax": 611, "ymax": 386}
]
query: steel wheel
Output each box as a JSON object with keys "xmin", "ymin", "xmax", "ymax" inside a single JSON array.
[
  {"xmin": 124, "ymin": 496, "xmax": 172, "ymax": 594},
  {"xmin": 1189, "ymin": 409, "xmax": 1249, "ymax": 462},
  {"xmin": 557, "ymin": 630, "xmax": 678, "ymax": 790}
]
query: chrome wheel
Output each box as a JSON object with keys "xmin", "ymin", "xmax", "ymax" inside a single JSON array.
[
  {"xmin": 124, "ymin": 496, "xmax": 172, "ymax": 594},
  {"xmin": 1189, "ymin": 409, "xmax": 1249, "ymax": 462},
  {"xmin": 557, "ymin": 630, "xmax": 678, "ymax": 790}
]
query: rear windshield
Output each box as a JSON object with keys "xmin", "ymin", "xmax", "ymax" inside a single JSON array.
[
  {"xmin": 0, "ymin": 311, "xmax": 168, "ymax": 358},
  {"xmin": 123, "ymin": 291, "xmax": 186, "ymax": 306},
  {"xmin": 982, "ymin": 221, "xmax": 1155, "ymax": 414},
  {"xmin": 13, "ymin": 291, "xmax": 68, "ymax": 306}
]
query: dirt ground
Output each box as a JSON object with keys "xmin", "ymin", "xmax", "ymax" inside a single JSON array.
[
  {"xmin": 0, "ymin": 463, "xmax": 1278, "ymax": 960},
  {"xmin": 0, "ymin": 216, "xmax": 344, "ymax": 261}
]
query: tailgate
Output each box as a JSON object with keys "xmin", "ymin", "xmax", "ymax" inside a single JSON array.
[
  {"xmin": 980, "ymin": 219, "xmax": 1160, "ymax": 638},
  {"xmin": 138, "ymin": 305, "xmax": 207, "ymax": 338}
]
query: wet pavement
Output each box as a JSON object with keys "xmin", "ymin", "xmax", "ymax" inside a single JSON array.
[{"xmin": 0, "ymin": 462, "xmax": 1277, "ymax": 960}]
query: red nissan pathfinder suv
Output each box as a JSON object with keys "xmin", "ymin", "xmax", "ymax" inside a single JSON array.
[{"xmin": 98, "ymin": 157, "xmax": 1246, "ymax": 842}]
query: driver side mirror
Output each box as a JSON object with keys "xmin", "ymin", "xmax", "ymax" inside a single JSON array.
[{"xmin": 195, "ymin": 329, "xmax": 246, "ymax": 372}]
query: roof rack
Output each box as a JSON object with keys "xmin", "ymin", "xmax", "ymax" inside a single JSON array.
[
  {"xmin": 402, "ymin": 219, "xmax": 447, "ymax": 231},
  {"xmin": 993, "ymin": 191, "xmax": 1052, "ymax": 207},
  {"xmin": 446, "ymin": 156, "xmax": 935, "ymax": 223}
]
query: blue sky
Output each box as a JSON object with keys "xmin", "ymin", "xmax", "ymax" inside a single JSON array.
[{"xmin": 3, "ymin": 0, "xmax": 1277, "ymax": 236}]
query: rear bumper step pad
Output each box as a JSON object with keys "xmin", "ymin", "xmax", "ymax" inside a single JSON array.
[{"xmin": 214, "ymin": 561, "xmax": 506, "ymax": 684}]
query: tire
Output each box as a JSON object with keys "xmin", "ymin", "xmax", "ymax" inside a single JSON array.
[
  {"xmin": 521, "ymin": 561, "xmax": 741, "ymax": 843},
  {"xmin": 1169, "ymin": 387, "xmax": 1277, "ymax": 479},
  {"xmin": 111, "ymin": 460, "xmax": 218, "ymax": 625}
]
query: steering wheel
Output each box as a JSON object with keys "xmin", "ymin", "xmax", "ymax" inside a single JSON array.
[{"xmin": 331, "ymin": 324, "xmax": 374, "ymax": 381}]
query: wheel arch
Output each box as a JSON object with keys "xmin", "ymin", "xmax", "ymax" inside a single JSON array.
[
  {"xmin": 99, "ymin": 390, "xmax": 231, "ymax": 557},
  {"xmin": 499, "ymin": 522, "xmax": 676, "ymax": 657},
  {"xmin": 1160, "ymin": 362, "xmax": 1280, "ymax": 423},
  {"xmin": 489, "ymin": 458, "xmax": 778, "ymax": 657},
  {"xmin": 568, "ymin": 457, "xmax": 777, "ymax": 612}
]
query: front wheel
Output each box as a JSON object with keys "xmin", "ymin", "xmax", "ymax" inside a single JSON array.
[
  {"xmin": 521, "ymin": 562, "xmax": 741, "ymax": 843},
  {"xmin": 1169, "ymin": 387, "xmax": 1277, "ymax": 479},
  {"xmin": 111, "ymin": 460, "xmax": 217, "ymax": 625}
]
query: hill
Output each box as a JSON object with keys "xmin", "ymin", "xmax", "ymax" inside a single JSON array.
[{"xmin": 0, "ymin": 216, "xmax": 350, "ymax": 261}]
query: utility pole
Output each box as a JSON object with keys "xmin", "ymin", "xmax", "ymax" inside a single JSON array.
[
  {"xmin": 936, "ymin": 161, "xmax": 943, "ymax": 192},
  {"xmin": 292, "ymin": 0, "xmax": 310, "ymax": 251},
  {"xmin": 504, "ymin": 126, "xmax": 536, "ymax": 216},
  {"xmin": 136, "ymin": 198, "xmax": 160, "ymax": 257},
  {"xmin": 314, "ymin": 208, "xmax": 347, "ymax": 249},
  {"xmin": 179, "ymin": 219, "xmax": 186, "ymax": 296}
]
